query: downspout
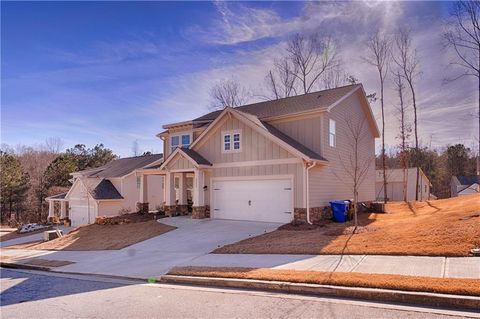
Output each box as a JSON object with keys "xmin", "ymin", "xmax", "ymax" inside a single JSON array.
[{"xmin": 305, "ymin": 161, "xmax": 316, "ymax": 225}]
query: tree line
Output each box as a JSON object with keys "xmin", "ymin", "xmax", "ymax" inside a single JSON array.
[{"xmin": 0, "ymin": 142, "xmax": 116, "ymax": 225}]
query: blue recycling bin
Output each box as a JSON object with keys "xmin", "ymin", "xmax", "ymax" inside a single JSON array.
[{"xmin": 330, "ymin": 200, "xmax": 348, "ymax": 223}]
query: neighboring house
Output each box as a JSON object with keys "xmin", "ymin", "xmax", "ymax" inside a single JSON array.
[
  {"xmin": 375, "ymin": 167, "xmax": 432, "ymax": 202},
  {"xmin": 135, "ymin": 84, "xmax": 379, "ymax": 224},
  {"xmin": 451, "ymin": 175, "xmax": 480, "ymax": 197},
  {"xmin": 47, "ymin": 154, "xmax": 164, "ymax": 227}
]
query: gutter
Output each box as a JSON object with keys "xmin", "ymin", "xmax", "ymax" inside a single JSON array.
[{"xmin": 305, "ymin": 161, "xmax": 316, "ymax": 224}]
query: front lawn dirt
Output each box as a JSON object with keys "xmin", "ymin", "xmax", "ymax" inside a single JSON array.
[
  {"xmin": 5, "ymin": 220, "xmax": 175, "ymax": 251},
  {"xmin": 169, "ymin": 266, "xmax": 480, "ymax": 297},
  {"xmin": 214, "ymin": 194, "xmax": 480, "ymax": 256}
]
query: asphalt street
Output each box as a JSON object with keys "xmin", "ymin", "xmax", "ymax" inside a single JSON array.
[{"xmin": 1, "ymin": 268, "xmax": 478, "ymax": 319}]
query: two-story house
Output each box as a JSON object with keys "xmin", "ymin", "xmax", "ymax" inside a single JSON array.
[{"xmin": 137, "ymin": 83, "xmax": 379, "ymax": 224}]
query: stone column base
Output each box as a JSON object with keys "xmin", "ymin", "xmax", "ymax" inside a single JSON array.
[
  {"xmin": 192, "ymin": 206, "xmax": 207, "ymax": 219},
  {"xmin": 164, "ymin": 205, "xmax": 177, "ymax": 217},
  {"xmin": 177, "ymin": 204, "xmax": 189, "ymax": 215},
  {"xmin": 137, "ymin": 202, "xmax": 149, "ymax": 214}
]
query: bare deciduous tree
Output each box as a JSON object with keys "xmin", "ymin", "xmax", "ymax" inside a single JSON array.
[
  {"xmin": 265, "ymin": 57, "xmax": 298, "ymax": 99},
  {"xmin": 209, "ymin": 79, "xmax": 250, "ymax": 110},
  {"xmin": 393, "ymin": 28, "xmax": 421, "ymax": 200},
  {"xmin": 44, "ymin": 137, "xmax": 64, "ymax": 154},
  {"xmin": 393, "ymin": 71, "xmax": 411, "ymax": 202},
  {"xmin": 364, "ymin": 30, "xmax": 391, "ymax": 203},
  {"xmin": 443, "ymin": 0, "xmax": 480, "ymax": 174},
  {"xmin": 286, "ymin": 33, "xmax": 339, "ymax": 94},
  {"xmin": 335, "ymin": 118, "xmax": 373, "ymax": 229}
]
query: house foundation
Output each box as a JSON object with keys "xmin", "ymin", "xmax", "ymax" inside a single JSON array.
[
  {"xmin": 293, "ymin": 207, "xmax": 332, "ymax": 224},
  {"xmin": 137, "ymin": 202, "xmax": 149, "ymax": 214}
]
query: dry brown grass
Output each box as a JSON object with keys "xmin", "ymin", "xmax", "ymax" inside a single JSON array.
[
  {"xmin": 169, "ymin": 266, "xmax": 480, "ymax": 297},
  {"xmin": 214, "ymin": 194, "xmax": 480, "ymax": 256},
  {"xmin": 5, "ymin": 220, "xmax": 175, "ymax": 251}
]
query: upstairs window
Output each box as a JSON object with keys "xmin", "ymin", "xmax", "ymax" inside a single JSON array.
[
  {"xmin": 171, "ymin": 134, "xmax": 191, "ymax": 153},
  {"xmin": 222, "ymin": 130, "xmax": 241, "ymax": 153},
  {"xmin": 136, "ymin": 176, "xmax": 141, "ymax": 189},
  {"xmin": 329, "ymin": 119, "xmax": 336, "ymax": 147}
]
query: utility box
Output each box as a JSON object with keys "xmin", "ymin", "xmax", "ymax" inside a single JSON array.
[{"xmin": 43, "ymin": 230, "xmax": 63, "ymax": 241}]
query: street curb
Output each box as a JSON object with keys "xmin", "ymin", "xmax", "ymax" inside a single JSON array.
[
  {"xmin": 159, "ymin": 274, "xmax": 480, "ymax": 311},
  {"xmin": 1, "ymin": 261, "xmax": 50, "ymax": 272},
  {"xmin": 1, "ymin": 262, "xmax": 146, "ymax": 283}
]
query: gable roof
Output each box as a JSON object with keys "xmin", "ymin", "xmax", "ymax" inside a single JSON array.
[
  {"xmin": 75, "ymin": 154, "xmax": 163, "ymax": 178},
  {"xmin": 91, "ymin": 179, "xmax": 123, "ymax": 200},
  {"xmin": 191, "ymin": 107, "xmax": 326, "ymax": 163},
  {"xmin": 160, "ymin": 147, "xmax": 212, "ymax": 170},
  {"xmin": 455, "ymin": 175, "xmax": 480, "ymax": 186},
  {"xmin": 193, "ymin": 84, "xmax": 361, "ymax": 123}
]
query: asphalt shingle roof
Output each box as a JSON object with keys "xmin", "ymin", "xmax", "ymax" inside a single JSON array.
[
  {"xmin": 181, "ymin": 148, "xmax": 212, "ymax": 166},
  {"xmin": 456, "ymin": 175, "xmax": 480, "ymax": 185},
  {"xmin": 91, "ymin": 179, "xmax": 123, "ymax": 200},
  {"xmin": 76, "ymin": 154, "xmax": 163, "ymax": 178},
  {"xmin": 194, "ymin": 84, "xmax": 360, "ymax": 123}
]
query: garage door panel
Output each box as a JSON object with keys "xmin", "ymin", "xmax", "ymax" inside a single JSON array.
[{"xmin": 212, "ymin": 178, "xmax": 293, "ymax": 223}]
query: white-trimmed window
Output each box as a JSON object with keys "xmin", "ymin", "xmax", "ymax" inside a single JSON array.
[
  {"xmin": 170, "ymin": 133, "xmax": 191, "ymax": 153},
  {"xmin": 329, "ymin": 119, "xmax": 336, "ymax": 147},
  {"xmin": 136, "ymin": 176, "xmax": 141, "ymax": 189},
  {"xmin": 222, "ymin": 130, "xmax": 242, "ymax": 153}
]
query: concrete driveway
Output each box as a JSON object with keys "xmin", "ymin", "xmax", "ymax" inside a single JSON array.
[{"xmin": 2, "ymin": 217, "xmax": 280, "ymax": 279}]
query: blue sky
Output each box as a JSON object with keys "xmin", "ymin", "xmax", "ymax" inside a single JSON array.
[{"xmin": 1, "ymin": 1, "xmax": 477, "ymax": 157}]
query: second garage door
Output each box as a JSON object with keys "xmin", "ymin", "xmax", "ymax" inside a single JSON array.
[{"xmin": 212, "ymin": 178, "xmax": 293, "ymax": 223}]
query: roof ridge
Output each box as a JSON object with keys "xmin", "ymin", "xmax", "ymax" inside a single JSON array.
[{"xmin": 232, "ymin": 83, "xmax": 360, "ymax": 110}]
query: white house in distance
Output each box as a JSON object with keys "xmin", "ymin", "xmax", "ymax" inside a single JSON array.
[
  {"xmin": 47, "ymin": 154, "xmax": 164, "ymax": 226},
  {"xmin": 48, "ymin": 84, "xmax": 380, "ymax": 226},
  {"xmin": 375, "ymin": 167, "xmax": 432, "ymax": 202},
  {"xmin": 451, "ymin": 175, "xmax": 480, "ymax": 197}
]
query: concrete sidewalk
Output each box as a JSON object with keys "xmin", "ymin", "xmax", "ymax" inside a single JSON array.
[{"xmin": 182, "ymin": 254, "xmax": 480, "ymax": 279}]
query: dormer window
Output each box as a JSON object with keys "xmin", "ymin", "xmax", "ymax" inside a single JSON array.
[
  {"xmin": 222, "ymin": 130, "xmax": 241, "ymax": 153},
  {"xmin": 171, "ymin": 133, "xmax": 191, "ymax": 153}
]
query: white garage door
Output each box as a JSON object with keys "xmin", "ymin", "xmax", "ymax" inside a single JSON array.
[
  {"xmin": 212, "ymin": 178, "xmax": 293, "ymax": 223},
  {"xmin": 69, "ymin": 205, "xmax": 95, "ymax": 227}
]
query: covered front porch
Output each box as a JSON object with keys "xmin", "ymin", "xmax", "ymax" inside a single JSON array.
[
  {"xmin": 46, "ymin": 192, "xmax": 69, "ymax": 223},
  {"xmin": 137, "ymin": 148, "xmax": 212, "ymax": 218}
]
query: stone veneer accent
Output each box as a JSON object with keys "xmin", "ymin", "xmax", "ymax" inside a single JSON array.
[
  {"xmin": 293, "ymin": 206, "xmax": 333, "ymax": 224},
  {"xmin": 192, "ymin": 206, "xmax": 207, "ymax": 219},
  {"xmin": 137, "ymin": 202, "xmax": 149, "ymax": 214},
  {"xmin": 177, "ymin": 204, "xmax": 189, "ymax": 215},
  {"xmin": 164, "ymin": 205, "xmax": 177, "ymax": 217}
]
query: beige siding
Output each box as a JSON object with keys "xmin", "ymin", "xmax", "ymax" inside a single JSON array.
[
  {"xmin": 194, "ymin": 116, "xmax": 296, "ymax": 163},
  {"xmin": 97, "ymin": 201, "xmax": 123, "ymax": 217},
  {"xmin": 119, "ymin": 173, "xmax": 164, "ymax": 213},
  {"xmin": 166, "ymin": 153, "xmax": 195, "ymax": 170},
  {"xmin": 270, "ymin": 114, "xmax": 323, "ymax": 156},
  {"xmin": 309, "ymin": 91, "xmax": 376, "ymax": 207}
]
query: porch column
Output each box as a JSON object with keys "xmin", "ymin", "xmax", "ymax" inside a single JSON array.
[
  {"xmin": 137, "ymin": 174, "xmax": 149, "ymax": 213},
  {"xmin": 177, "ymin": 173, "xmax": 188, "ymax": 215},
  {"xmin": 48, "ymin": 200, "xmax": 54, "ymax": 218},
  {"xmin": 192, "ymin": 169, "xmax": 206, "ymax": 219},
  {"xmin": 60, "ymin": 201, "xmax": 66, "ymax": 219},
  {"xmin": 164, "ymin": 171, "xmax": 176, "ymax": 216}
]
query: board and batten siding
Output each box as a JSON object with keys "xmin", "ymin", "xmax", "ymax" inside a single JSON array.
[
  {"xmin": 194, "ymin": 116, "xmax": 305, "ymax": 208},
  {"xmin": 270, "ymin": 114, "xmax": 323, "ymax": 157},
  {"xmin": 166, "ymin": 153, "xmax": 195, "ymax": 170},
  {"xmin": 309, "ymin": 91, "xmax": 376, "ymax": 207}
]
